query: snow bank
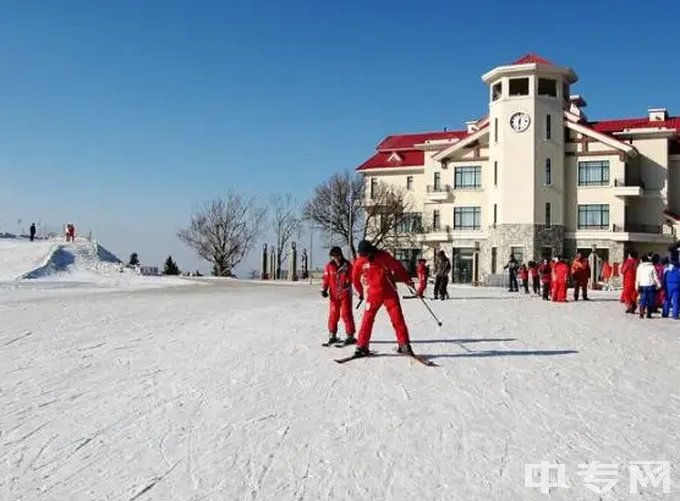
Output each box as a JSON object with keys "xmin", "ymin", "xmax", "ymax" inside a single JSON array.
[{"xmin": 0, "ymin": 236, "xmax": 190, "ymax": 291}]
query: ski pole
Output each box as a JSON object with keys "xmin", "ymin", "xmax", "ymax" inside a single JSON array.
[
  {"xmin": 409, "ymin": 286, "xmax": 442, "ymax": 326},
  {"xmin": 356, "ymin": 297, "xmax": 363, "ymax": 310}
]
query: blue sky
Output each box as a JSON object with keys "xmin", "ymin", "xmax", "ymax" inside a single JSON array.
[{"xmin": 1, "ymin": 0, "xmax": 678, "ymax": 274}]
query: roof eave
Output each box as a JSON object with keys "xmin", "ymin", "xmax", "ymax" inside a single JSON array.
[{"xmin": 482, "ymin": 64, "xmax": 577, "ymax": 84}]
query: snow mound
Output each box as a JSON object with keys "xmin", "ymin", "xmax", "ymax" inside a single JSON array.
[
  {"xmin": 0, "ymin": 237, "xmax": 63, "ymax": 281},
  {"xmin": 21, "ymin": 240, "xmax": 123, "ymax": 279}
]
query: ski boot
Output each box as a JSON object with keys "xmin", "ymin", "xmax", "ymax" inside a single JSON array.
[
  {"xmin": 397, "ymin": 343, "xmax": 414, "ymax": 356},
  {"xmin": 338, "ymin": 335, "xmax": 357, "ymax": 346},
  {"xmin": 353, "ymin": 346, "xmax": 371, "ymax": 358},
  {"xmin": 322, "ymin": 333, "xmax": 339, "ymax": 347}
]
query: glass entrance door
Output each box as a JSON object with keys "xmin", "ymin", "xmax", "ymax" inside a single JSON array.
[{"xmin": 452, "ymin": 248, "xmax": 474, "ymax": 284}]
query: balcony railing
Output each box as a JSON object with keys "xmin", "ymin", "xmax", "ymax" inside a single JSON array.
[
  {"xmin": 612, "ymin": 223, "xmax": 662, "ymax": 234},
  {"xmin": 613, "ymin": 178, "xmax": 645, "ymax": 189},
  {"xmin": 421, "ymin": 225, "xmax": 451, "ymax": 234},
  {"xmin": 426, "ymin": 185, "xmax": 451, "ymax": 193}
]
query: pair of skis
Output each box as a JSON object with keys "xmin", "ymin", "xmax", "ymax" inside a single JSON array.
[{"xmin": 333, "ymin": 350, "xmax": 438, "ymax": 367}]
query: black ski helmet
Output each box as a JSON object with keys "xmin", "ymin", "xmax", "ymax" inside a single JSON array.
[{"xmin": 357, "ymin": 240, "xmax": 374, "ymax": 256}]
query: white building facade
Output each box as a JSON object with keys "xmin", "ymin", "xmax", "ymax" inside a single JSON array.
[{"xmin": 357, "ymin": 54, "xmax": 680, "ymax": 284}]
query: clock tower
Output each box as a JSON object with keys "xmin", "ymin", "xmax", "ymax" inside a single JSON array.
[{"xmin": 482, "ymin": 54, "xmax": 577, "ymax": 263}]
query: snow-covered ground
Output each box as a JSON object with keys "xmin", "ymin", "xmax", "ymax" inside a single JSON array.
[{"xmin": 1, "ymin": 280, "xmax": 679, "ymax": 500}]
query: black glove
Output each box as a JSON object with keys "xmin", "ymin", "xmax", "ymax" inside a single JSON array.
[{"xmin": 321, "ymin": 290, "xmax": 329, "ymax": 298}]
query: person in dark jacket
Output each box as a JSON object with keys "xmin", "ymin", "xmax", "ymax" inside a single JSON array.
[
  {"xmin": 433, "ymin": 250, "xmax": 451, "ymax": 300},
  {"xmin": 504, "ymin": 254, "xmax": 519, "ymax": 292},
  {"xmin": 29, "ymin": 223, "xmax": 36, "ymax": 242},
  {"xmin": 662, "ymin": 250, "xmax": 680, "ymax": 319}
]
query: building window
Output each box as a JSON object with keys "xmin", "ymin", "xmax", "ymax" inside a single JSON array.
[
  {"xmin": 432, "ymin": 210, "xmax": 440, "ymax": 231},
  {"xmin": 406, "ymin": 175, "xmax": 414, "ymax": 191},
  {"xmin": 538, "ymin": 78, "xmax": 557, "ymax": 97},
  {"xmin": 510, "ymin": 246, "xmax": 524, "ymax": 264},
  {"xmin": 397, "ymin": 213, "xmax": 423, "ymax": 234},
  {"xmin": 493, "ymin": 203, "xmax": 497, "ymax": 226},
  {"xmin": 546, "ymin": 114, "xmax": 552, "ymax": 140},
  {"xmin": 494, "ymin": 161, "xmax": 498, "ymax": 186},
  {"xmin": 577, "ymin": 204, "xmax": 609, "ymax": 230},
  {"xmin": 454, "ymin": 166, "xmax": 481, "ymax": 189},
  {"xmin": 433, "ymin": 171, "xmax": 441, "ymax": 190},
  {"xmin": 545, "ymin": 158, "xmax": 552, "ymax": 185},
  {"xmin": 453, "ymin": 207, "xmax": 481, "ymax": 230},
  {"xmin": 545, "ymin": 202, "xmax": 552, "ymax": 228},
  {"xmin": 492, "ymin": 82, "xmax": 502, "ymax": 101},
  {"xmin": 370, "ymin": 178, "xmax": 377, "ymax": 199},
  {"xmin": 491, "ymin": 247, "xmax": 498, "ymax": 274},
  {"xmin": 578, "ymin": 160, "xmax": 610, "ymax": 186},
  {"xmin": 563, "ymin": 82, "xmax": 570, "ymax": 100},
  {"xmin": 494, "ymin": 118, "xmax": 498, "ymax": 142},
  {"xmin": 509, "ymin": 77, "xmax": 529, "ymax": 96}
]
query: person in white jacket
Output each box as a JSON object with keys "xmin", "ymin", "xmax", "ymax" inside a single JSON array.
[{"xmin": 635, "ymin": 254, "xmax": 661, "ymax": 318}]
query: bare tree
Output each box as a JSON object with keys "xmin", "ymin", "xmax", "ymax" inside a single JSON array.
[
  {"xmin": 303, "ymin": 170, "xmax": 415, "ymax": 258},
  {"xmin": 269, "ymin": 194, "xmax": 302, "ymax": 279},
  {"xmin": 178, "ymin": 193, "xmax": 266, "ymax": 277}
]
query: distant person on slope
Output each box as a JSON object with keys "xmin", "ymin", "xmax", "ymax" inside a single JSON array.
[
  {"xmin": 433, "ymin": 250, "xmax": 451, "ymax": 300},
  {"xmin": 504, "ymin": 254, "xmax": 519, "ymax": 292},
  {"xmin": 635, "ymin": 254, "xmax": 660, "ymax": 319},
  {"xmin": 415, "ymin": 258, "xmax": 428, "ymax": 298},
  {"xmin": 351, "ymin": 240, "xmax": 415, "ymax": 357},
  {"xmin": 29, "ymin": 223, "xmax": 36, "ymax": 242},
  {"xmin": 551, "ymin": 256, "xmax": 569, "ymax": 302},
  {"xmin": 662, "ymin": 249, "xmax": 680, "ymax": 319},
  {"xmin": 620, "ymin": 251, "xmax": 639, "ymax": 313},
  {"xmin": 320, "ymin": 246, "xmax": 356, "ymax": 346},
  {"xmin": 571, "ymin": 252, "xmax": 591, "ymax": 301},
  {"xmin": 538, "ymin": 258, "xmax": 552, "ymax": 300}
]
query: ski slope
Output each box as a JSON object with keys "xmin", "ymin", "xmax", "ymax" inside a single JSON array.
[{"xmin": 1, "ymin": 281, "xmax": 678, "ymax": 500}]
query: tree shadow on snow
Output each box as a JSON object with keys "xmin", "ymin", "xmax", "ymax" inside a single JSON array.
[
  {"xmin": 371, "ymin": 338, "xmax": 517, "ymax": 344},
  {"xmin": 427, "ymin": 349, "xmax": 579, "ymax": 359}
]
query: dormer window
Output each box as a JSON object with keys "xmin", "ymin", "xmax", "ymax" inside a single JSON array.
[
  {"xmin": 538, "ymin": 78, "xmax": 557, "ymax": 97},
  {"xmin": 509, "ymin": 77, "xmax": 529, "ymax": 96},
  {"xmin": 388, "ymin": 152, "xmax": 402, "ymax": 164}
]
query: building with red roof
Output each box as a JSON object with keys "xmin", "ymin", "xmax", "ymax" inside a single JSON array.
[{"xmin": 356, "ymin": 54, "xmax": 680, "ymax": 284}]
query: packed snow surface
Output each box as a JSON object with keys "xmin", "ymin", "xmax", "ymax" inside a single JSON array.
[{"xmin": 1, "ymin": 280, "xmax": 679, "ymax": 500}]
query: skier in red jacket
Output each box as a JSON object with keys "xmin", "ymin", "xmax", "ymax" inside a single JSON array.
[
  {"xmin": 415, "ymin": 259, "xmax": 428, "ymax": 298},
  {"xmin": 620, "ymin": 251, "xmax": 639, "ymax": 313},
  {"xmin": 551, "ymin": 257, "xmax": 569, "ymax": 302},
  {"xmin": 538, "ymin": 258, "xmax": 552, "ymax": 300},
  {"xmin": 321, "ymin": 246, "xmax": 356, "ymax": 346},
  {"xmin": 351, "ymin": 240, "xmax": 415, "ymax": 357}
]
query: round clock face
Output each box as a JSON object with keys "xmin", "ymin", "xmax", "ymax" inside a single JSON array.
[{"xmin": 510, "ymin": 112, "xmax": 531, "ymax": 132}]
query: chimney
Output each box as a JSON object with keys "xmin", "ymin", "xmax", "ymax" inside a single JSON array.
[
  {"xmin": 568, "ymin": 95, "xmax": 588, "ymax": 121},
  {"xmin": 648, "ymin": 108, "xmax": 668, "ymax": 121},
  {"xmin": 465, "ymin": 120, "xmax": 477, "ymax": 133}
]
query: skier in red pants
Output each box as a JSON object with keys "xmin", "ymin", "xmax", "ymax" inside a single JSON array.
[
  {"xmin": 551, "ymin": 257, "xmax": 569, "ymax": 302},
  {"xmin": 321, "ymin": 246, "xmax": 356, "ymax": 346},
  {"xmin": 415, "ymin": 258, "xmax": 428, "ymax": 298},
  {"xmin": 351, "ymin": 240, "xmax": 415, "ymax": 357}
]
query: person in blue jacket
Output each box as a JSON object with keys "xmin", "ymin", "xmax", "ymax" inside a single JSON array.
[{"xmin": 662, "ymin": 249, "xmax": 680, "ymax": 319}]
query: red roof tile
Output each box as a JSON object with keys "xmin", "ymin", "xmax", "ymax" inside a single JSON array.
[
  {"xmin": 510, "ymin": 53, "xmax": 555, "ymax": 66},
  {"xmin": 357, "ymin": 150, "xmax": 425, "ymax": 171},
  {"xmin": 377, "ymin": 130, "xmax": 467, "ymax": 151},
  {"xmin": 588, "ymin": 116, "xmax": 680, "ymax": 133}
]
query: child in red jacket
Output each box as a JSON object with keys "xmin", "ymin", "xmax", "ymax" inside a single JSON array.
[
  {"xmin": 415, "ymin": 259, "xmax": 428, "ymax": 298},
  {"xmin": 321, "ymin": 247, "xmax": 356, "ymax": 346}
]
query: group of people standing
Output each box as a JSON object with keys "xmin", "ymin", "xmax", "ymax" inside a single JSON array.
[
  {"xmin": 619, "ymin": 249, "xmax": 680, "ymax": 319},
  {"xmin": 505, "ymin": 252, "xmax": 592, "ymax": 302}
]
